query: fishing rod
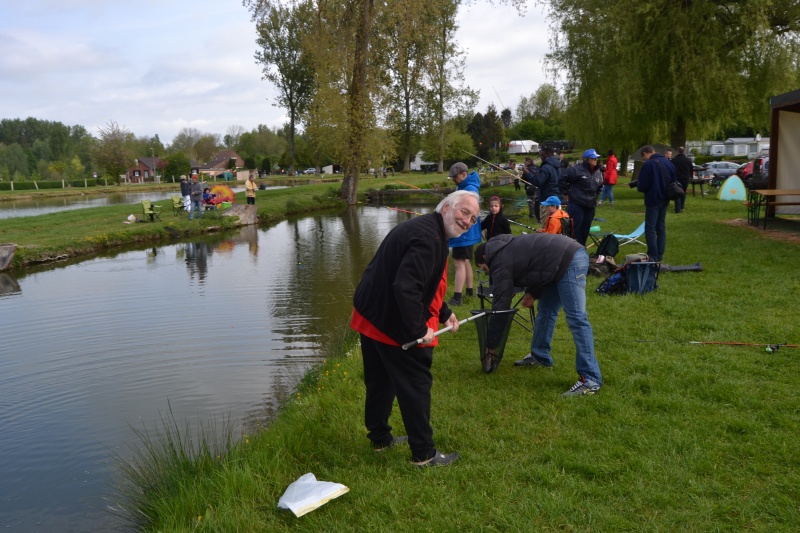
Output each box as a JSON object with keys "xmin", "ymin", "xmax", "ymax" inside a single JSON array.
[
  {"xmin": 462, "ymin": 150, "xmax": 534, "ymax": 187},
  {"xmin": 688, "ymin": 341, "xmax": 797, "ymax": 353},
  {"xmin": 507, "ymin": 218, "xmax": 539, "ymax": 232},
  {"xmin": 637, "ymin": 339, "xmax": 797, "ymax": 354},
  {"xmin": 402, "ymin": 312, "xmax": 487, "ymax": 350},
  {"xmin": 396, "ymin": 180, "xmax": 446, "ymax": 199},
  {"xmin": 385, "ymin": 206, "xmax": 423, "ymax": 216}
]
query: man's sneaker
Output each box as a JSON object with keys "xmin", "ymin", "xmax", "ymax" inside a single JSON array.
[
  {"xmin": 412, "ymin": 450, "xmax": 460, "ymax": 467},
  {"xmin": 513, "ymin": 354, "xmax": 549, "ymax": 368},
  {"xmin": 448, "ymin": 297, "xmax": 463, "ymax": 306},
  {"xmin": 373, "ymin": 435, "xmax": 408, "ymax": 452},
  {"xmin": 562, "ymin": 377, "xmax": 601, "ymax": 397}
]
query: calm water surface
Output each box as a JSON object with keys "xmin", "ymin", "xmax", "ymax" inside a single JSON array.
[
  {"xmin": 0, "ymin": 205, "xmax": 429, "ymax": 531},
  {"xmin": 0, "ymin": 186, "xmax": 293, "ymax": 219}
]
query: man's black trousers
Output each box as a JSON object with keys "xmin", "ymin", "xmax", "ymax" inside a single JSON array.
[{"xmin": 360, "ymin": 334, "xmax": 436, "ymax": 462}]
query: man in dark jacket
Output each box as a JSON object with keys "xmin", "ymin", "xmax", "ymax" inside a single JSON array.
[
  {"xmin": 521, "ymin": 157, "xmax": 540, "ymax": 220},
  {"xmin": 671, "ymin": 146, "xmax": 693, "ymax": 213},
  {"xmin": 533, "ymin": 147, "xmax": 562, "ymax": 221},
  {"xmin": 350, "ymin": 190, "xmax": 480, "ymax": 467},
  {"xmin": 474, "ymin": 234, "xmax": 602, "ymax": 396},
  {"xmin": 637, "ymin": 145, "xmax": 676, "ymax": 261},
  {"xmin": 559, "ymin": 149, "xmax": 603, "ymax": 246}
]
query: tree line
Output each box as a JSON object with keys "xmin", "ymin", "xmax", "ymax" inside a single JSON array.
[{"xmin": 247, "ymin": 0, "xmax": 798, "ymax": 204}]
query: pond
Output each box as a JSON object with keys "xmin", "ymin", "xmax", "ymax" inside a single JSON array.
[{"xmin": 0, "ymin": 204, "xmax": 432, "ymax": 531}]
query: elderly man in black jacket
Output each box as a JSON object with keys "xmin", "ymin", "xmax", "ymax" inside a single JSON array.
[
  {"xmin": 532, "ymin": 147, "xmax": 563, "ymax": 222},
  {"xmin": 474, "ymin": 233, "xmax": 603, "ymax": 396},
  {"xmin": 350, "ymin": 190, "xmax": 480, "ymax": 467}
]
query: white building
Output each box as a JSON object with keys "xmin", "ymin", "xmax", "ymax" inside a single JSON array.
[{"xmin": 686, "ymin": 137, "xmax": 769, "ymax": 159}]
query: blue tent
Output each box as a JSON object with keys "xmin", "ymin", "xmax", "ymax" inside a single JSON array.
[{"xmin": 718, "ymin": 176, "xmax": 747, "ymax": 201}]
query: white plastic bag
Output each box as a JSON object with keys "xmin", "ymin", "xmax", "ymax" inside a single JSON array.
[{"xmin": 277, "ymin": 473, "xmax": 349, "ymax": 517}]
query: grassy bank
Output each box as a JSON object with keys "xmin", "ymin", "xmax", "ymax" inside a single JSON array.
[
  {"xmin": 0, "ymin": 175, "xmax": 450, "ymax": 269},
  {"xmin": 113, "ymin": 184, "xmax": 800, "ymax": 531}
]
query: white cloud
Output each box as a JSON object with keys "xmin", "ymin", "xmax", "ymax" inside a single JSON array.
[{"xmin": 0, "ymin": 0, "xmax": 553, "ymax": 144}]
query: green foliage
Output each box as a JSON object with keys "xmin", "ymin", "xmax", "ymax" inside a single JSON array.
[
  {"xmin": 546, "ymin": 0, "xmax": 800, "ymax": 150},
  {"xmin": 93, "ymin": 121, "xmax": 133, "ymax": 180},
  {"xmin": 163, "ymin": 152, "xmax": 191, "ymax": 180}
]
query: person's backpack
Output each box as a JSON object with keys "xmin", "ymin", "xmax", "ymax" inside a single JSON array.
[
  {"xmin": 596, "ymin": 255, "xmax": 659, "ymax": 295},
  {"xmin": 595, "ymin": 265, "xmax": 628, "ymax": 295},
  {"xmin": 594, "ymin": 234, "xmax": 619, "ymax": 258},
  {"xmin": 560, "ymin": 216, "xmax": 574, "ymax": 238}
]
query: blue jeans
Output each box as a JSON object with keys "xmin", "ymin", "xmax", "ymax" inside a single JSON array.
[
  {"xmin": 644, "ymin": 201, "xmax": 669, "ymax": 261},
  {"xmin": 529, "ymin": 248, "xmax": 602, "ymax": 385},
  {"xmin": 189, "ymin": 199, "xmax": 203, "ymax": 220},
  {"xmin": 600, "ymin": 184, "xmax": 615, "ymax": 203}
]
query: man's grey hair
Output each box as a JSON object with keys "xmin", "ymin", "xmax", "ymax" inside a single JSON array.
[{"xmin": 435, "ymin": 190, "xmax": 481, "ymax": 213}]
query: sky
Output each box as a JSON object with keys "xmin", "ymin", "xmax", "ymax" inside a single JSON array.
[{"xmin": 0, "ymin": 0, "xmax": 552, "ymax": 145}]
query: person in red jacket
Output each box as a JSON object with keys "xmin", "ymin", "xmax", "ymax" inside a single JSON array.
[{"xmin": 598, "ymin": 149, "xmax": 618, "ymax": 206}]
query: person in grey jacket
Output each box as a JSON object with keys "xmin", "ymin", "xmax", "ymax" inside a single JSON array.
[
  {"xmin": 474, "ymin": 233, "xmax": 602, "ymax": 396},
  {"xmin": 559, "ymin": 149, "xmax": 603, "ymax": 246},
  {"xmin": 189, "ymin": 175, "xmax": 204, "ymax": 220}
]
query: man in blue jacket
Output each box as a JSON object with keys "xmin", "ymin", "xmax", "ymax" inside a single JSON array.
[
  {"xmin": 636, "ymin": 145, "xmax": 676, "ymax": 261},
  {"xmin": 447, "ymin": 162, "xmax": 482, "ymax": 306}
]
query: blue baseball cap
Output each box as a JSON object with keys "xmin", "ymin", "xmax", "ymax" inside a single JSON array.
[
  {"xmin": 582, "ymin": 149, "xmax": 601, "ymax": 159},
  {"xmin": 541, "ymin": 195, "xmax": 562, "ymax": 207}
]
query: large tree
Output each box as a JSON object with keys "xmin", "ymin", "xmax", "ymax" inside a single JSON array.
[
  {"xmin": 545, "ymin": 0, "xmax": 800, "ymax": 151},
  {"xmin": 424, "ymin": 0, "xmax": 477, "ymax": 172},
  {"xmin": 255, "ymin": 2, "xmax": 315, "ymax": 176},
  {"xmin": 93, "ymin": 121, "xmax": 133, "ymax": 182},
  {"xmin": 376, "ymin": 0, "xmax": 431, "ymax": 171}
]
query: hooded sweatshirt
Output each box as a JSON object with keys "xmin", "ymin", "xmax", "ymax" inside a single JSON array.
[{"xmin": 448, "ymin": 171, "xmax": 482, "ymax": 248}]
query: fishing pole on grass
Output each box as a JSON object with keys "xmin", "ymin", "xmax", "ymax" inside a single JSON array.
[
  {"xmin": 636, "ymin": 339, "xmax": 797, "ymax": 353},
  {"xmin": 688, "ymin": 341, "xmax": 797, "ymax": 353},
  {"xmin": 462, "ymin": 150, "xmax": 534, "ymax": 187},
  {"xmin": 402, "ymin": 312, "xmax": 488, "ymax": 350}
]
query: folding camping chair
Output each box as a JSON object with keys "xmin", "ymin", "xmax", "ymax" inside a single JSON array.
[
  {"xmin": 613, "ymin": 221, "xmax": 646, "ymax": 247},
  {"xmin": 475, "ymin": 270, "xmax": 535, "ymax": 332}
]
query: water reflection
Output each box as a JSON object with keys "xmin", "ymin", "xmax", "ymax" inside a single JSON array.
[
  {"xmin": 0, "ymin": 272, "xmax": 21, "ymax": 297},
  {"xmin": 0, "ymin": 205, "xmax": 429, "ymax": 531}
]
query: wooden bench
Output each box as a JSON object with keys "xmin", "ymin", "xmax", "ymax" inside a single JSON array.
[{"xmin": 748, "ymin": 189, "xmax": 800, "ymax": 229}]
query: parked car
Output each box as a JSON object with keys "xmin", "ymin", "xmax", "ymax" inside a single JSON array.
[
  {"xmin": 736, "ymin": 157, "xmax": 766, "ymax": 181},
  {"xmin": 303, "ymin": 168, "xmax": 315, "ymax": 175},
  {"xmin": 699, "ymin": 161, "xmax": 740, "ymax": 182},
  {"xmin": 745, "ymin": 157, "xmax": 769, "ymax": 190}
]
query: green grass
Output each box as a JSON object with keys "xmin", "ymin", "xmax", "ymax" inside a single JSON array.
[{"xmin": 105, "ymin": 182, "xmax": 800, "ymax": 531}]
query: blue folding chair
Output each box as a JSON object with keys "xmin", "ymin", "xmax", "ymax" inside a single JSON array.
[{"xmin": 613, "ymin": 222, "xmax": 646, "ymax": 247}]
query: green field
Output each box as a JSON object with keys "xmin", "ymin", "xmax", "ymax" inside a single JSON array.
[{"xmin": 96, "ymin": 179, "xmax": 800, "ymax": 532}]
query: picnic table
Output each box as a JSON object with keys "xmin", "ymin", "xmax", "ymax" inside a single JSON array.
[
  {"xmin": 688, "ymin": 177, "xmax": 713, "ymax": 197},
  {"xmin": 747, "ymin": 189, "xmax": 800, "ymax": 229}
]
